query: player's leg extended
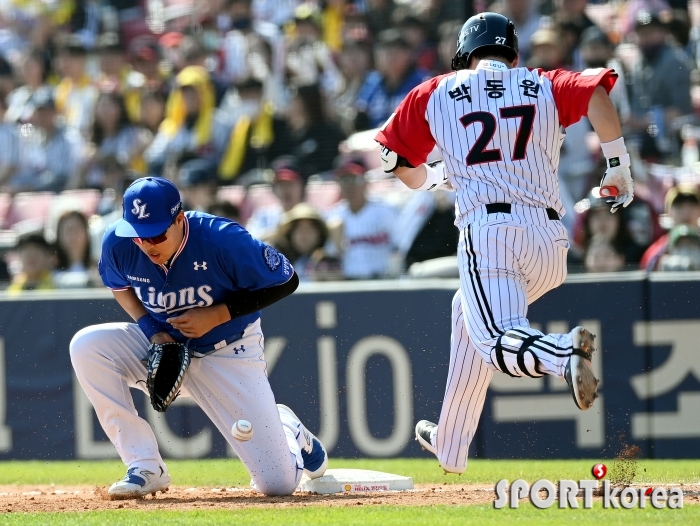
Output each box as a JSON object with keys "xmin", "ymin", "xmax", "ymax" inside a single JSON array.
[
  {"xmin": 458, "ymin": 218, "xmax": 598, "ymax": 408},
  {"xmin": 416, "ymin": 290, "xmax": 493, "ymax": 474},
  {"xmin": 70, "ymin": 323, "xmax": 170, "ymax": 496},
  {"xmin": 182, "ymin": 319, "xmax": 326, "ymax": 496}
]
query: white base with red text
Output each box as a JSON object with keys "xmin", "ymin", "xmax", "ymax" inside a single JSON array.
[{"xmin": 298, "ymin": 469, "xmax": 413, "ymax": 494}]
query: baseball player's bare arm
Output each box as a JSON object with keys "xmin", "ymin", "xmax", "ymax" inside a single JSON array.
[
  {"xmin": 112, "ymin": 289, "xmax": 175, "ymax": 344},
  {"xmin": 391, "ymin": 86, "xmax": 624, "ymax": 192},
  {"xmin": 165, "ymin": 272, "xmax": 299, "ymax": 338},
  {"xmin": 587, "ymin": 86, "xmax": 623, "ymax": 143},
  {"xmin": 392, "ymin": 165, "xmax": 428, "ymax": 190},
  {"xmin": 113, "ymin": 288, "xmax": 231, "ymax": 340},
  {"xmin": 167, "ymin": 305, "xmax": 230, "ymax": 339},
  {"xmin": 113, "ymin": 273, "xmax": 299, "ymax": 340},
  {"xmin": 113, "ymin": 288, "xmax": 152, "ymax": 324},
  {"xmin": 167, "ymin": 272, "xmax": 300, "ymax": 338},
  {"xmin": 587, "ymin": 86, "xmax": 634, "ymax": 209},
  {"xmin": 381, "ymin": 148, "xmax": 448, "ymax": 192}
]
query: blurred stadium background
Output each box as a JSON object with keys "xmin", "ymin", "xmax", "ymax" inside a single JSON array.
[{"xmin": 0, "ymin": 0, "xmax": 699, "ymax": 463}]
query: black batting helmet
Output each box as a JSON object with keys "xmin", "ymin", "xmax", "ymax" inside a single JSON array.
[{"xmin": 451, "ymin": 12, "xmax": 519, "ymax": 71}]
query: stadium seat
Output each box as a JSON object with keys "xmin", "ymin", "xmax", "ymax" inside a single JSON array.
[
  {"xmin": 41, "ymin": 189, "xmax": 103, "ymax": 243},
  {"xmin": 55, "ymin": 189, "xmax": 102, "ymax": 217},
  {"xmin": 5, "ymin": 192, "xmax": 56, "ymax": 229}
]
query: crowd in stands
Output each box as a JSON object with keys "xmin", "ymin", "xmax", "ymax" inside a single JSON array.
[{"xmin": 2, "ymin": 0, "xmax": 700, "ymax": 292}]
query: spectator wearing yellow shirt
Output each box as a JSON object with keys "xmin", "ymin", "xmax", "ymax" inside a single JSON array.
[
  {"xmin": 216, "ymin": 77, "xmax": 290, "ymax": 182},
  {"xmin": 321, "ymin": 0, "xmax": 346, "ymax": 54},
  {"xmin": 10, "ymin": 0, "xmax": 75, "ymax": 27},
  {"xmin": 144, "ymin": 66, "xmax": 216, "ymax": 174},
  {"xmin": 55, "ymin": 36, "xmax": 98, "ymax": 137},
  {"xmin": 7, "ymin": 234, "xmax": 56, "ymax": 294}
]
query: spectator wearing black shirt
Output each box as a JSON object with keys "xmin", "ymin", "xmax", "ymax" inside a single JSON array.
[
  {"xmin": 626, "ymin": 11, "xmax": 694, "ymax": 161},
  {"xmin": 285, "ymin": 84, "xmax": 345, "ymax": 179}
]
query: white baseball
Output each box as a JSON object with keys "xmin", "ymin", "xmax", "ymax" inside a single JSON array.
[{"xmin": 231, "ymin": 419, "xmax": 254, "ymax": 441}]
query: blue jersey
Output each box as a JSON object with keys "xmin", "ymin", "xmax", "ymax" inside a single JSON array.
[
  {"xmin": 356, "ymin": 68, "xmax": 430, "ymax": 128},
  {"xmin": 98, "ymin": 211, "xmax": 293, "ymax": 350}
]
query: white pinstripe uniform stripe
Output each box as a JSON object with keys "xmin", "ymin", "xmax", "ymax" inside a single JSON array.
[{"xmin": 376, "ymin": 60, "xmax": 616, "ymax": 474}]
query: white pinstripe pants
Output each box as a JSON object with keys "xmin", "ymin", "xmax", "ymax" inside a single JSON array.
[{"xmin": 436, "ymin": 207, "xmax": 575, "ymax": 473}]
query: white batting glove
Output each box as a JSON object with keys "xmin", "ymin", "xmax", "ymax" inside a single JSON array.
[
  {"xmin": 599, "ymin": 137, "xmax": 634, "ymax": 213},
  {"xmin": 421, "ymin": 160, "xmax": 453, "ymax": 192},
  {"xmin": 600, "ymin": 165, "xmax": 634, "ymax": 213}
]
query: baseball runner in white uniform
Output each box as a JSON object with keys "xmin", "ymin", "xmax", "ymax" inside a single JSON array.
[
  {"xmin": 375, "ymin": 13, "xmax": 634, "ymax": 474},
  {"xmin": 70, "ymin": 177, "xmax": 328, "ymax": 497}
]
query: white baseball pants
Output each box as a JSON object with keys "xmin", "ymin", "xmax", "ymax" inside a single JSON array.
[
  {"xmin": 70, "ymin": 319, "xmax": 304, "ymax": 495},
  {"xmin": 436, "ymin": 205, "xmax": 577, "ymax": 473}
]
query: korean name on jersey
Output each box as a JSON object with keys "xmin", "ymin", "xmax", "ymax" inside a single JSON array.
[{"xmin": 376, "ymin": 62, "xmax": 617, "ymax": 228}]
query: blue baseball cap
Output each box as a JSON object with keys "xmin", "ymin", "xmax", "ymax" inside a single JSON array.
[{"xmin": 115, "ymin": 177, "xmax": 182, "ymax": 238}]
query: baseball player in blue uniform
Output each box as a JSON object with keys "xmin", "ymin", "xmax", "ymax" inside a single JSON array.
[{"xmin": 70, "ymin": 177, "xmax": 328, "ymax": 497}]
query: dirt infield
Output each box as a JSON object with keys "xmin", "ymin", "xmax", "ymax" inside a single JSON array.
[
  {"xmin": 1, "ymin": 483, "xmax": 699, "ymax": 513},
  {"xmin": 0, "ymin": 483, "xmax": 498, "ymax": 512}
]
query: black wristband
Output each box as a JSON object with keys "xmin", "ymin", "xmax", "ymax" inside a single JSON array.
[{"xmin": 225, "ymin": 272, "xmax": 299, "ymax": 319}]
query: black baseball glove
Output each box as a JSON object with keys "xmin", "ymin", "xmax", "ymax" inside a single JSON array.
[{"xmin": 146, "ymin": 342, "xmax": 191, "ymax": 412}]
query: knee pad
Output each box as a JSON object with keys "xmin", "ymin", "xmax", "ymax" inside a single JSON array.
[{"xmin": 492, "ymin": 330, "xmax": 546, "ymax": 378}]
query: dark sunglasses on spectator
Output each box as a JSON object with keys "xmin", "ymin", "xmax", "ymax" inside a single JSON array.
[{"xmin": 132, "ymin": 207, "xmax": 181, "ymax": 245}]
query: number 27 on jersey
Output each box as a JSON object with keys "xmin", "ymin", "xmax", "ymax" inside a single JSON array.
[{"xmin": 460, "ymin": 105, "xmax": 536, "ymax": 165}]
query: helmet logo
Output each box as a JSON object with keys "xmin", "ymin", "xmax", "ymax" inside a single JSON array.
[
  {"xmin": 465, "ymin": 24, "xmax": 480, "ymax": 35},
  {"xmin": 132, "ymin": 199, "xmax": 150, "ymax": 219}
]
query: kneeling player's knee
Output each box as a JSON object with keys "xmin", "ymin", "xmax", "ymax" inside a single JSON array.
[
  {"xmin": 69, "ymin": 325, "xmax": 105, "ymax": 363},
  {"xmin": 254, "ymin": 476, "xmax": 298, "ymax": 496}
]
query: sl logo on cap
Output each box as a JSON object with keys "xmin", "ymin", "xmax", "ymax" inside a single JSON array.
[{"xmin": 132, "ymin": 199, "xmax": 150, "ymax": 219}]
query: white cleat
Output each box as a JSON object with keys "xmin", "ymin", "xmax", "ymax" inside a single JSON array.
[
  {"xmin": 277, "ymin": 404, "xmax": 328, "ymax": 479},
  {"xmin": 414, "ymin": 420, "xmax": 437, "ymax": 456},
  {"xmin": 565, "ymin": 326, "xmax": 599, "ymax": 411},
  {"xmin": 108, "ymin": 465, "xmax": 171, "ymax": 499}
]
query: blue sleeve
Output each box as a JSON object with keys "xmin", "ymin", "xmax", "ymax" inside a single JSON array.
[
  {"xmin": 219, "ymin": 223, "xmax": 294, "ymax": 290},
  {"xmin": 98, "ymin": 234, "xmax": 130, "ymax": 290}
]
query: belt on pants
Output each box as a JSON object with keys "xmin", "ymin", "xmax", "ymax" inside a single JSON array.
[
  {"xmin": 141, "ymin": 332, "xmax": 245, "ymax": 368},
  {"xmin": 485, "ymin": 203, "xmax": 560, "ymax": 221},
  {"xmin": 188, "ymin": 332, "xmax": 244, "ymax": 356}
]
